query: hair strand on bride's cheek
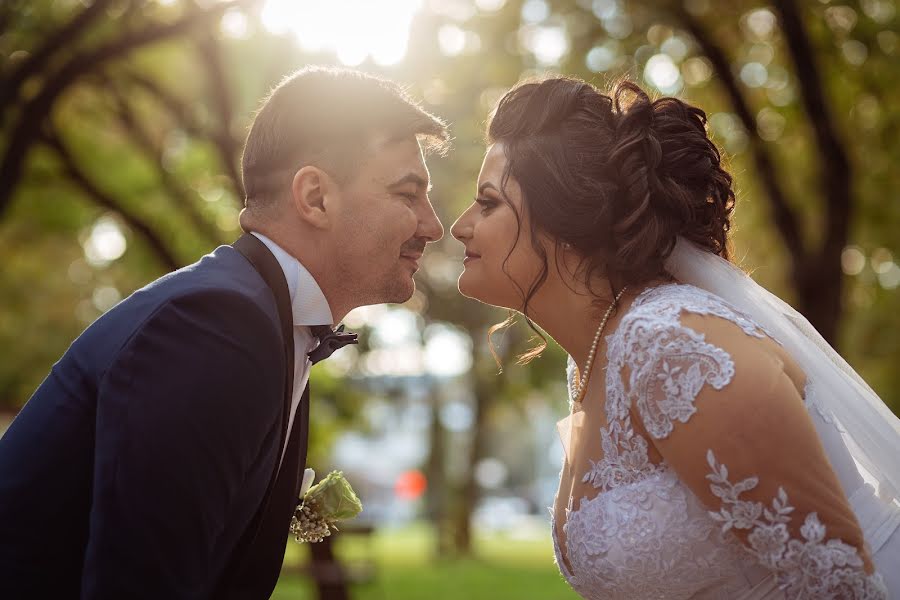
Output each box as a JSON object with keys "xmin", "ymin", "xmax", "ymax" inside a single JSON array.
[{"xmin": 486, "ymin": 177, "xmax": 551, "ymax": 369}]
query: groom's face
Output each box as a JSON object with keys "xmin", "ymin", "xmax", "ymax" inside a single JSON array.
[{"xmin": 327, "ymin": 135, "xmax": 443, "ymax": 305}]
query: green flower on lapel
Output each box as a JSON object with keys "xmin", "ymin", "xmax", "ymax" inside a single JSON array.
[{"xmin": 289, "ymin": 469, "xmax": 363, "ymax": 543}]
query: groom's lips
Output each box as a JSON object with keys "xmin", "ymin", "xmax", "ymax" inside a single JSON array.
[{"xmin": 400, "ymin": 251, "xmax": 423, "ymax": 271}]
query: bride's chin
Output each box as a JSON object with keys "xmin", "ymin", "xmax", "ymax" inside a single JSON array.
[
  {"xmin": 457, "ymin": 273, "xmax": 488, "ymax": 303},
  {"xmin": 458, "ymin": 276, "xmax": 512, "ymax": 310},
  {"xmin": 457, "ymin": 280, "xmax": 479, "ymax": 301}
]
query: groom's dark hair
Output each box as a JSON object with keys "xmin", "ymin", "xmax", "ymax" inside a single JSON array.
[{"xmin": 241, "ymin": 66, "xmax": 449, "ymax": 207}]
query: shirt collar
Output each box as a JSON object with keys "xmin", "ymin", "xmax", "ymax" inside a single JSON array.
[{"xmin": 249, "ymin": 232, "xmax": 334, "ymax": 327}]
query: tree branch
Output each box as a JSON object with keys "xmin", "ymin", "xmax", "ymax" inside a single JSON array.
[
  {"xmin": 0, "ymin": 0, "xmax": 22, "ymax": 38},
  {"xmin": 119, "ymin": 69, "xmax": 206, "ymax": 137},
  {"xmin": 772, "ymin": 0, "xmax": 853, "ymax": 343},
  {"xmin": 0, "ymin": 0, "xmax": 119, "ymax": 115},
  {"xmin": 195, "ymin": 29, "xmax": 245, "ymax": 201},
  {"xmin": 40, "ymin": 129, "xmax": 181, "ymax": 271},
  {"xmin": 0, "ymin": 0, "xmax": 258, "ymax": 218},
  {"xmin": 772, "ymin": 0, "xmax": 852, "ymax": 264},
  {"xmin": 670, "ymin": 4, "xmax": 808, "ymax": 266},
  {"xmin": 105, "ymin": 80, "xmax": 228, "ymax": 246}
]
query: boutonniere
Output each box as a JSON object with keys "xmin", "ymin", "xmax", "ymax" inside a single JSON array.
[{"xmin": 290, "ymin": 469, "xmax": 363, "ymax": 543}]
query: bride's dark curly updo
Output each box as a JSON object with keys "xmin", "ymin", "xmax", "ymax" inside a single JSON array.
[{"xmin": 487, "ymin": 76, "xmax": 735, "ymax": 293}]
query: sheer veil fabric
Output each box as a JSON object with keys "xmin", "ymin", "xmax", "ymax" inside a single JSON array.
[
  {"xmin": 665, "ymin": 239, "xmax": 900, "ymax": 592},
  {"xmin": 664, "ymin": 237, "xmax": 900, "ymax": 504}
]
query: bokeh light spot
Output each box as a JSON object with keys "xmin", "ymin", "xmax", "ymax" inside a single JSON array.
[
  {"xmin": 261, "ymin": 0, "xmax": 423, "ymax": 66},
  {"xmin": 643, "ymin": 53, "xmax": 682, "ymax": 93}
]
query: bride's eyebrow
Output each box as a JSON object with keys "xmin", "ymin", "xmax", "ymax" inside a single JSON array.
[{"xmin": 478, "ymin": 182, "xmax": 499, "ymax": 195}]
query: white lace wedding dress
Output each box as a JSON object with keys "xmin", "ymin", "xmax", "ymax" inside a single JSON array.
[{"xmin": 552, "ymin": 284, "xmax": 900, "ymax": 599}]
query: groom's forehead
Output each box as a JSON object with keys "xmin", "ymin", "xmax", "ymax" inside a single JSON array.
[{"xmin": 365, "ymin": 137, "xmax": 430, "ymax": 187}]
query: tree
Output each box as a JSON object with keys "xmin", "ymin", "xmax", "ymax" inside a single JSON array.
[
  {"xmin": 0, "ymin": 0, "xmax": 262, "ymax": 408},
  {"xmin": 2, "ymin": 0, "xmax": 897, "ymax": 568}
]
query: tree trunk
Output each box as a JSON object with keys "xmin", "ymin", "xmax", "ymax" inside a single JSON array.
[
  {"xmin": 668, "ymin": 0, "xmax": 852, "ymax": 345},
  {"xmin": 774, "ymin": 0, "xmax": 853, "ymax": 346},
  {"xmin": 451, "ymin": 328, "xmax": 513, "ymax": 556},
  {"xmin": 452, "ymin": 374, "xmax": 491, "ymax": 555},
  {"xmin": 308, "ymin": 536, "xmax": 350, "ymax": 600},
  {"xmin": 795, "ymin": 256, "xmax": 843, "ymax": 344},
  {"xmin": 424, "ymin": 387, "xmax": 451, "ymax": 558}
]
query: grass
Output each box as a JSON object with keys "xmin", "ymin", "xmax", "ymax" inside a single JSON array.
[{"xmin": 273, "ymin": 522, "xmax": 580, "ymax": 600}]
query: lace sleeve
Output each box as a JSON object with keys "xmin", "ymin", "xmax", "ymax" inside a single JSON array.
[{"xmin": 625, "ymin": 309, "xmax": 887, "ymax": 599}]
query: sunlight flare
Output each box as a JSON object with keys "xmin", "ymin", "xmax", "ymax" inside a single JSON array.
[{"xmin": 261, "ymin": 0, "xmax": 423, "ymax": 66}]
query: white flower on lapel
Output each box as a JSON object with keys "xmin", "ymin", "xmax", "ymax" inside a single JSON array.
[{"xmin": 300, "ymin": 468, "xmax": 315, "ymax": 498}]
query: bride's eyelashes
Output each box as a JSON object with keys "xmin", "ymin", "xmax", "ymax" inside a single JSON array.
[{"xmin": 474, "ymin": 196, "xmax": 498, "ymax": 214}]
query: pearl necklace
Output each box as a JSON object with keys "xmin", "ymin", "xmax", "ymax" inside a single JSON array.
[{"xmin": 570, "ymin": 286, "xmax": 628, "ymax": 404}]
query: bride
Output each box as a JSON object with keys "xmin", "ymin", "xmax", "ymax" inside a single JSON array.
[{"xmin": 450, "ymin": 76, "xmax": 900, "ymax": 599}]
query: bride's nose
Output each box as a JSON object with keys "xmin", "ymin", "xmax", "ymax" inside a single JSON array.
[{"xmin": 451, "ymin": 206, "xmax": 475, "ymax": 242}]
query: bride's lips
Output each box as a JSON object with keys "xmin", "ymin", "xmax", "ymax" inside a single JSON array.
[{"xmin": 463, "ymin": 250, "xmax": 481, "ymax": 265}]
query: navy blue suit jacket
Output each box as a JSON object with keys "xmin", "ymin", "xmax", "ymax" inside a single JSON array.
[{"xmin": 0, "ymin": 236, "xmax": 307, "ymax": 599}]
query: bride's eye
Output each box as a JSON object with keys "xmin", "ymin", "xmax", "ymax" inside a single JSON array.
[{"xmin": 475, "ymin": 196, "xmax": 497, "ymax": 214}]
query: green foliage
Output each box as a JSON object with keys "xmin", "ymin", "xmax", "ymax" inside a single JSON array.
[
  {"xmin": 0, "ymin": 1, "xmax": 896, "ymax": 413},
  {"xmin": 274, "ymin": 522, "xmax": 579, "ymax": 600}
]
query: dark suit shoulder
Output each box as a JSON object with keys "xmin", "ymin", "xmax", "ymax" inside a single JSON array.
[
  {"xmin": 77, "ymin": 289, "xmax": 288, "ymax": 599},
  {"xmin": 71, "ymin": 245, "xmax": 282, "ymax": 384},
  {"xmin": 111, "ymin": 287, "xmax": 284, "ymax": 398},
  {"xmin": 97, "ymin": 286, "xmax": 286, "ymax": 468},
  {"xmin": 129, "ymin": 287, "xmax": 281, "ymax": 350}
]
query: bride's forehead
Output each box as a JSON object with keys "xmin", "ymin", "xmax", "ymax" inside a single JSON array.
[
  {"xmin": 478, "ymin": 143, "xmax": 507, "ymax": 180},
  {"xmin": 478, "ymin": 144, "xmax": 525, "ymax": 204}
]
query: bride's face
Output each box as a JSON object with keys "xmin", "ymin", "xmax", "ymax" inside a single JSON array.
[{"xmin": 450, "ymin": 143, "xmax": 546, "ymax": 310}]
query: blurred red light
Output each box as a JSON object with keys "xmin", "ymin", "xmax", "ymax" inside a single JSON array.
[{"xmin": 394, "ymin": 470, "xmax": 427, "ymax": 500}]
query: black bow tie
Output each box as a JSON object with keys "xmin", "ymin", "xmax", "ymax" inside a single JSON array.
[{"xmin": 308, "ymin": 324, "xmax": 358, "ymax": 365}]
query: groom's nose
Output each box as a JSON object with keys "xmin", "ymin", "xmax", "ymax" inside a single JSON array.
[{"xmin": 418, "ymin": 199, "xmax": 444, "ymax": 242}]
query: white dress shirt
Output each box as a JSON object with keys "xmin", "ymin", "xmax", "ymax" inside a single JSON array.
[{"xmin": 250, "ymin": 232, "xmax": 333, "ymax": 473}]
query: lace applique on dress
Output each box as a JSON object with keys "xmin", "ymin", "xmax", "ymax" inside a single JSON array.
[
  {"xmin": 605, "ymin": 284, "xmax": 766, "ymax": 440},
  {"xmin": 553, "ymin": 284, "xmax": 886, "ymax": 600},
  {"xmin": 582, "ymin": 419, "xmax": 665, "ymax": 491},
  {"xmin": 553, "ymin": 285, "xmax": 766, "ymax": 599},
  {"xmin": 562, "ymin": 468, "xmax": 742, "ymax": 599},
  {"xmin": 706, "ymin": 450, "xmax": 887, "ymax": 599}
]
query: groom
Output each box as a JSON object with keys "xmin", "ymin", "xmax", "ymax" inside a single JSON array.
[{"xmin": 0, "ymin": 66, "xmax": 448, "ymax": 598}]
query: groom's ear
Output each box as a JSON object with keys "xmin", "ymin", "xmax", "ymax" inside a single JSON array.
[{"xmin": 290, "ymin": 166, "xmax": 333, "ymax": 229}]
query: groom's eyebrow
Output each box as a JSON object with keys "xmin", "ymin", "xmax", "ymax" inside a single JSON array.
[{"xmin": 388, "ymin": 173, "xmax": 431, "ymax": 192}]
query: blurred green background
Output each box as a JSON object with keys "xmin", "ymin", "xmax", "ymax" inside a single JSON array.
[{"xmin": 1, "ymin": 0, "xmax": 898, "ymax": 598}]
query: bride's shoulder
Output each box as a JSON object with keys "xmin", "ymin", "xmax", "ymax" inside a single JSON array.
[
  {"xmin": 616, "ymin": 282, "xmax": 770, "ymax": 341},
  {"xmin": 610, "ymin": 283, "xmax": 803, "ymax": 418},
  {"xmin": 607, "ymin": 283, "xmax": 783, "ymax": 378}
]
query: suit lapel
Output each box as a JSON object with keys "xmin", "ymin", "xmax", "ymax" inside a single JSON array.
[
  {"xmin": 232, "ymin": 233, "xmax": 294, "ymax": 455},
  {"xmin": 217, "ymin": 234, "xmax": 310, "ymax": 596},
  {"xmin": 227, "ymin": 384, "xmax": 309, "ymax": 597}
]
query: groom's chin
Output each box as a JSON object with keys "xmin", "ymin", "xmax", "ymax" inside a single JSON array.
[{"xmin": 381, "ymin": 274, "xmax": 416, "ymax": 305}]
